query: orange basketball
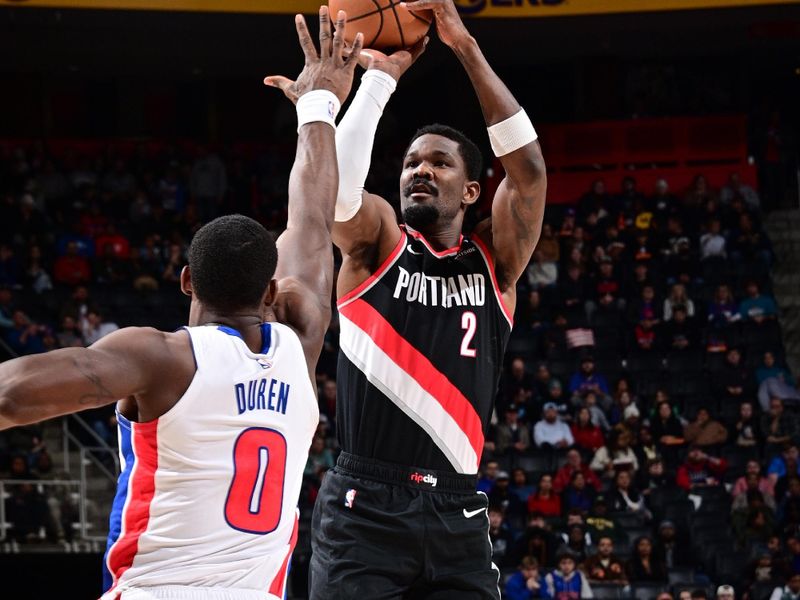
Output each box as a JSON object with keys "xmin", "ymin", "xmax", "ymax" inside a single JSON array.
[{"xmin": 329, "ymin": 0, "xmax": 433, "ymax": 50}]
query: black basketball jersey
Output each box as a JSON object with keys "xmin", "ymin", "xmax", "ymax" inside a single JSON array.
[{"xmin": 336, "ymin": 226, "xmax": 513, "ymax": 474}]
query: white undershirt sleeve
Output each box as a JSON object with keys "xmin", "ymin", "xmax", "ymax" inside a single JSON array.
[{"xmin": 334, "ymin": 69, "xmax": 397, "ymax": 222}]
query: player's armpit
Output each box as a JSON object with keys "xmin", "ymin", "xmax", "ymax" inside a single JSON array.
[
  {"xmin": 0, "ymin": 327, "xmax": 189, "ymax": 430},
  {"xmin": 272, "ymin": 276, "xmax": 330, "ymax": 384},
  {"xmin": 332, "ymin": 191, "xmax": 402, "ymax": 268}
]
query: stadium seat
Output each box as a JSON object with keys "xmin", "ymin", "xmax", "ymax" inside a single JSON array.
[
  {"xmin": 590, "ymin": 583, "xmax": 625, "ymax": 599},
  {"xmin": 631, "ymin": 583, "xmax": 669, "ymax": 599}
]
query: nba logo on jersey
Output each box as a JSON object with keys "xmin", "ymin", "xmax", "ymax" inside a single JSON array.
[{"xmin": 344, "ymin": 488, "xmax": 357, "ymax": 509}]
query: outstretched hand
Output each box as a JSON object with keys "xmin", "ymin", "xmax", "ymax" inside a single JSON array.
[
  {"xmin": 401, "ymin": 0, "xmax": 470, "ymax": 50},
  {"xmin": 264, "ymin": 6, "xmax": 364, "ymax": 105},
  {"xmin": 357, "ymin": 36, "xmax": 428, "ymax": 81}
]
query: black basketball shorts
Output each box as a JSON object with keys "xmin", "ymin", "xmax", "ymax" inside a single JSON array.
[{"xmin": 309, "ymin": 452, "xmax": 501, "ymax": 600}]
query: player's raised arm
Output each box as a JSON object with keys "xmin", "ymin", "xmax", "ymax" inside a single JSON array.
[
  {"xmin": 264, "ymin": 8, "xmax": 362, "ymax": 379},
  {"xmin": 0, "ymin": 327, "xmax": 190, "ymax": 429},
  {"xmin": 329, "ymin": 41, "xmax": 426, "ymax": 267},
  {"xmin": 405, "ymin": 0, "xmax": 546, "ymax": 300}
]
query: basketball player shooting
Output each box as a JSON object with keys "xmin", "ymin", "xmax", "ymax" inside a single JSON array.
[
  {"xmin": 313, "ymin": 0, "xmax": 546, "ymax": 597},
  {"xmin": 0, "ymin": 8, "xmax": 362, "ymax": 600}
]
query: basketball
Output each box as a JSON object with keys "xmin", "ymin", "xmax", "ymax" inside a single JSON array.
[{"xmin": 329, "ymin": 0, "xmax": 433, "ymax": 50}]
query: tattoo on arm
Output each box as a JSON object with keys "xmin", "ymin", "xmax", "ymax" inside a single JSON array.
[{"xmin": 73, "ymin": 357, "xmax": 117, "ymax": 406}]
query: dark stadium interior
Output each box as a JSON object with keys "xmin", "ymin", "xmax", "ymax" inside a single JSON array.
[{"xmin": 1, "ymin": 2, "xmax": 800, "ymax": 599}]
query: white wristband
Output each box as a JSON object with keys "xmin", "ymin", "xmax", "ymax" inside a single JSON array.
[
  {"xmin": 359, "ymin": 69, "xmax": 397, "ymax": 111},
  {"xmin": 296, "ymin": 90, "xmax": 341, "ymax": 132},
  {"xmin": 487, "ymin": 108, "xmax": 538, "ymax": 157}
]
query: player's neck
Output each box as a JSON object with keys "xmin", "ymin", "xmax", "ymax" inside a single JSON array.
[
  {"xmin": 405, "ymin": 223, "xmax": 463, "ymax": 252},
  {"xmin": 192, "ymin": 308, "xmax": 266, "ymax": 353}
]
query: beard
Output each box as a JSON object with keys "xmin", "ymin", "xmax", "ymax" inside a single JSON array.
[{"xmin": 402, "ymin": 204, "xmax": 440, "ymax": 230}]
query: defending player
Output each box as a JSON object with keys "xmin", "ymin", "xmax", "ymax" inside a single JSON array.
[
  {"xmin": 322, "ymin": 0, "xmax": 546, "ymax": 596},
  {"xmin": 0, "ymin": 8, "xmax": 362, "ymax": 600}
]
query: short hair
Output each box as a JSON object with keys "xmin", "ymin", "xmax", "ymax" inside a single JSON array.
[
  {"xmin": 406, "ymin": 124, "xmax": 483, "ymax": 181},
  {"xmin": 187, "ymin": 214, "xmax": 277, "ymax": 313}
]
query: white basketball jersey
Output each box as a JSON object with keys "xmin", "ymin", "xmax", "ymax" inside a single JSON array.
[{"xmin": 101, "ymin": 323, "xmax": 318, "ymax": 600}]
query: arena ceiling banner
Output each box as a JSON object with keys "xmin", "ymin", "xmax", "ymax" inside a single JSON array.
[{"xmin": 1, "ymin": 0, "xmax": 797, "ymax": 16}]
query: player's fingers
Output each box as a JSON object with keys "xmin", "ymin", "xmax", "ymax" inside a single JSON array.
[
  {"xmin": 318, "ymin": 5, "xmax": 333, "ymax": 58},
  {"xmin": 409, "ymin": 36, "xmax": 429, "ymax": 62},
  {"xmin": 332, "ymin": 9, "xmax": 347, "ymax": 65},
  {"xmin": 294, "ymin": 14, "xmax": 318, "ymax": 63},
  {"xmin": 263, "ymin": 75, "xmax": 296, "ymax": 98},
  {"xmin": 347, "ymin": 32, "xmax": 364, "ymax": 71}
]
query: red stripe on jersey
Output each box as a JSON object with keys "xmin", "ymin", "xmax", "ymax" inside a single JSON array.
[
  {"xmin": 338, "ymin": 231, "xmax": 407, "ymax": 308},
  {"xmin": 471, "ymin": 234, "xmax": 514, "ymax": 327},
  {"xmin": 268, "ymin": 513, "xmax": 299, "ymax": 597},
  {"xmin": 105, "ymin": 419, "xmax": 159, "ymax": 592},
  {"xmin": 338, "ymin": 298, "xmax": 484, "ymax": 460}
]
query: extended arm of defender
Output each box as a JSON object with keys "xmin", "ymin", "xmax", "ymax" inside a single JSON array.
[
  {"xmin": 0, "ymin": 328, "xmax": 170, "ymax": 430},
  {"xmin": 407, "ymin": 0, "xmax": 546, "ymax": 292}
]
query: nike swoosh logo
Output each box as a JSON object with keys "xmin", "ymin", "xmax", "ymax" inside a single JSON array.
[
  {"xmin": 407, "ymin": 244, "xmax": 423, "ymax": 255},
  {"xmin": 463, "ymin": 507, "xmax": 485, "ymax": 519}
]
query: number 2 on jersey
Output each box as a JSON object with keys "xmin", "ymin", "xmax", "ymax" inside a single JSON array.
[
  {"xmin": 224, "ymin": 427, "xmax": 287, "ymax": 535},
  {"xmin": 460, "ymin": 311, "xmax": 477, "ymax": 358}
]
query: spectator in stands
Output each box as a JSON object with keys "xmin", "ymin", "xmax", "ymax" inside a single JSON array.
[
  {"xmin": 505, "ymin": 555, "xmax": 543, "ymax": 600},
  {"xmin": 708, "ymin": 284, "xmax": 741, "ymax": 328},
  {"xmin": 699, "ymin": 218, "xmax": 727, "ymax": 261},
  {"xmin": 638, "ymin": 457, "xmax": 673, "ymax": 497},
  {"xmin": 557, "ymin": 263, "xmax": 590, "ymax": 320},
  {"xmin": 499, "ymin": 357, "xmax": 537, "ymax": 416},
  {"xmin": 304, "ymin": 435, "xmax": 334, "ymax": 478},
  {"xmin": 676, "ymin": 445, "xmax": 728, "ymax": 491},
  {"xmin": 534, "ymin": 402, "xmax": 574, "ymax": 449},
  {"xmin": 5, "ymin": 454, "xmax": 49, "ymax": 542},
  {"xmin": 715, "ymin": 347, "xmax": 751, "ymax": 405},
  {"xmin": 0, "ymin": 243, "xmax": 20, "ymax": 288},
  {"xmin": 733, "ymin": 460, "xmax": 776, "ymax": 498},
  {"xmin": 587, "ymin": 255, "xmax": 626, "ymax": 321},
  {"xmin": 515, "ymin": 513, "xmax": 560, "ymax": 570},
  {"xmin": 557, "ymin": 523, "xmax": 592, "ymax": 564},
  {"xmin": 562, "ymin": 471, "xmax": 596, "ymax": 515},
  {"xmin": 768, "ymin": 444, "xmax": 800, "ymax": 486},
  {"xmin": 5, "ymin": 310, "xmax": 46, "ymax": 355},
  {"xmin": 527, "ymin": 250, "xmax": 558, "ymax": 291},
  {"xmin": 81, "ymin": 307, "xmax": 119, "ymax": 345},
  {"xmin": 528, "ymin": 473, "xmax": 562, "ymax": 517},
  {"xmin": 591, "ymin": 428, "xmax": 639, "ymax": 479},
  {"xmin": 661, "ymin": 304, "xmax": 700, "ymax": 353},
  {"xmin": 633, "ymin": 307, "xmax": 659, "ymax": 353},
  {"xmin": 190, "ymin": 147, "xmax": 227, "ymax": 222},
  {"xmin": 541, "ymin": 550, "xmax": 593, "ymax": 598},
  {"xmin": 488, "ymin": 505, "xmax": 517, "ymax": 569},
  {"xmin": 53, "ymin": 240, "xmax": 90, "ymax": 286},
  {"xmin": 627, "ymin": 535, "xmax": 668, "ymax": 583},
  {"xmin": 55, "ymin": 315, "xmax": 83, "ymax": 348},
  {"xmin": 769, "ymin": 572, "xmax": 800, "ymax": 600},
  {"xmin": 684, "ymin": 407, "xmax": 728, "ymax": 448},
  {"xmin": 663, "ymin": 283, "xmax": 695, "ymax": 321},
  {"xmin": 720, "ymin": 172, "xmax": 760, "ymax": 209},
  {"xmin": 654, "ymin": 519, "xmax": 693, "ymax": 569},
  {"xmin": 94, "ymin": 242, "xmax": 129, "ymax": 287},
  {"xmin": 571, "ymin": 406, "xmax": 605, "ymax": 452},
  {"xmin": 740, "ymin": 280, "xmax": 778, "ymax": 323},
  {"xmin": 490, "ymin": 471, "xmax": 527, "ymax": 526},
  {"xmin": 729, "ymin": 401, "xmax": 762, "ymax": 451},
  {"xmin": 569, "ymin": 355, "xmax": 611, "ymax": 407},
  {"xmin": 733, "ymin": 489, "xmax": 776, "ymax": 548},
  {"xmin": 583, "ymin": 535, "xmax": 627, "ymax": 584},
  {"xmin": 495, "ymin": 404, "xmax": 531, "ymax": 459},
  {"xmin": 477, "ymin": 459, "xmax": 500, "ymax": 494},
  {"xmin": 650, "ymin": 400, "xmax": 685, "ymax": 467},
  {"xmin": 635, "ymin": 426, "xmax": 659, "ymax": 466},
  {"xmin": 762, "ymin": 399, "xmax": 800, "ymax": 458},
  {"xmin": 580, "ymin": 179, "xmax": 610, "ymax": 219},
  {"xmin": 161, "ymin": 242, "xmax": 185, "ymax": 284},
  {"xmin": 778, "ymin": 476, "xmax": 800, "ymax": 532},
  {"xmin": 554, "ymin": 448, "xmax": 602, "ymax": 494},
  {"xmin": 609, "ymin": 469, "xmax": 649, "ymax": 519},
  {"xmin": 511, "ymin": 468, "xmax": 536, "ymax": 505},
  {"xmin": 758, "ymin": 352, "xmax": 800, "ymax": 411},
  {"xmin": 629, "ymin": 283, "xmax": 662, "ymax": 327},
  {"xmin": 25, "ymin": 245, "xmax": 52, "ymax": 294},
  {"xmin": 731, "ymin": 213, "xmax": 773, "ymax": 267},
  {"xmin": 716, "ymin": 585, "xmax": 735, "ymax": 600}
]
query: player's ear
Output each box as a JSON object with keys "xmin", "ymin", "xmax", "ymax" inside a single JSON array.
[
  {"xmin": 263, "ymin": 279, "xmax": 278, "ymax": 307},
  {"xmin": 462, "ymin": 180, "xmax": 481, "ymax": 207},
  {"xmin": 180, "ymin": 266, "xmax": 193, "ymax": 297}
]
